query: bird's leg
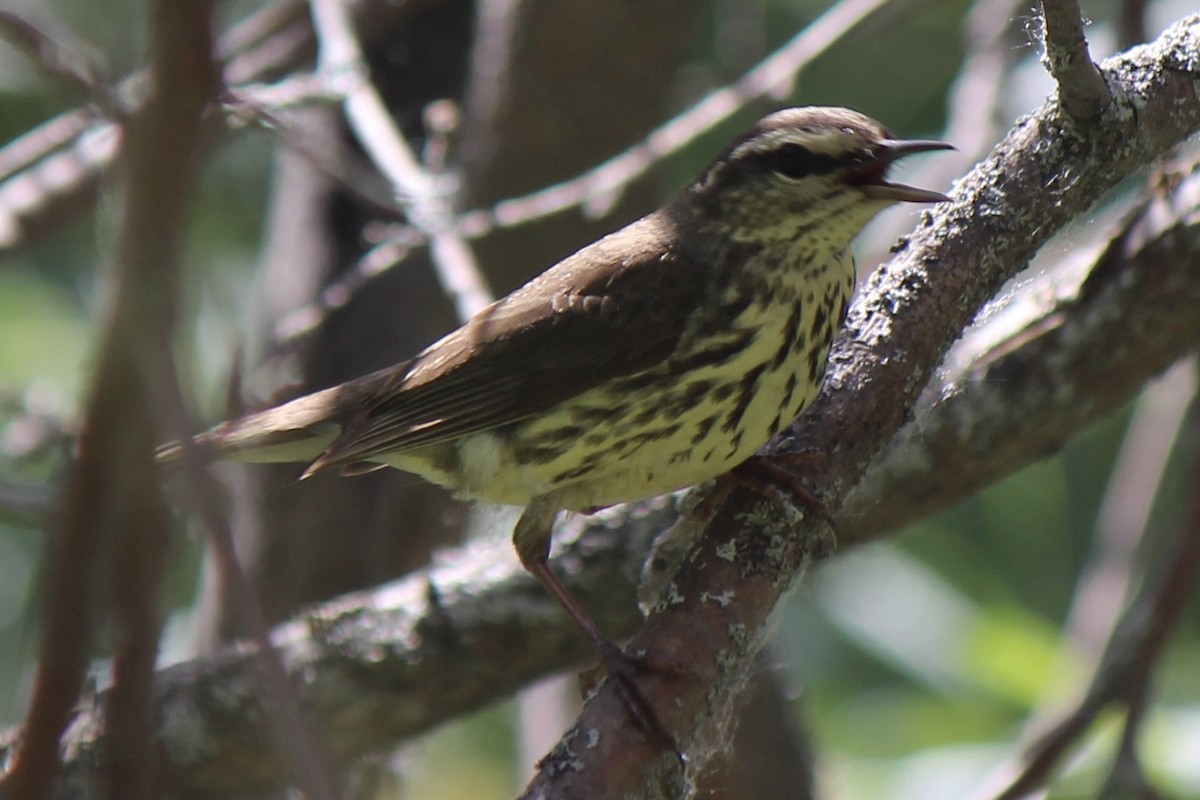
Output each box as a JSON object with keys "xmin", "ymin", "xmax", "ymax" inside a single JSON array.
[
  {"xmin": 513, "ymin": 496, "xmax": 621, "ymax": 657},
  {"xmin": 513, "ymin": 496, "xmax": 678, "ymax": 752},
  {"xmin": 731, "ymin": 454, "xmax": 840, "ymax": 550}
]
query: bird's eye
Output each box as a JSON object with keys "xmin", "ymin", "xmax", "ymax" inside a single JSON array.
[
  {"xmin": 845, "ymin": 149, "xmax": 873, "ymax": 168},
  {"xmin": 771, "ymin": 143, "xmax": 838, "ymax": 179}
]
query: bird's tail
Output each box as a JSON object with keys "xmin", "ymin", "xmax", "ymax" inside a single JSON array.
[{"xmin": 156, "ymin": 385, "xmax": 341, "ymax": 466}]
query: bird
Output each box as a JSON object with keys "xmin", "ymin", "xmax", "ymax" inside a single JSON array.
[{"xmin": 162, "ymin": 106, "xmax": 951, "ymax": 711}]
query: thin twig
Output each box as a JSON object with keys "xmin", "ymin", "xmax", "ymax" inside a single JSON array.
[
  {"xmin": 275, "ymin": 0, "xmax": 901, "ymax": 340},
  {"xmin": 1118, "ymin": 0, "xmax": 1148, "ymax": 48},
  {"xmin": 308, "ymin": 0, "xmax": 494, "ymax": 321},
  {"xmin": 0, "ymin": 0, "xmax": 313, "ymax": 258},
  {"xmin": 273, "ymin": 229, "xmax": 422, "ymax": 342},
  {"xmin": 459, "ymin": 0, "xmax": 525, "ymax": 170},
  {"xmin": 147, "ymin": 351, "xmax": 342, "ymax": 800},
  {"xmin": 224, "ymin": 82, "xmax": 403, "ymax": 215},
  {"xmin": 8, "ymin": 121, "xmax": 1200, "ymax": 794},
  {"xmin": 1040, "ymin": 0, "xmax": 1112, "ymax": 119},
  {"xmin": 1065, "ymin": 360, "xmax": 1194, "ymax": 659},
  {"xmin": 456, "ymin": 0, "xmax": 900, "ymax": 239},
  {"xmin": 0, "ymin": 0, "xmax": 892, "ymax": 274},
  {"xmin": 982, "ymin": 372, "xmax": 1200, "ymax": 799},
  {"xmin": 970, "ymin": 362, "xmax": 1195, "ymax": 800},
  {"xmin": 0, "ymin": 10, "xmax": 110, "ymax": 105},
  {"xmin": 869, "ymin": 0, "xmax": 1023, "ymax": 249}
]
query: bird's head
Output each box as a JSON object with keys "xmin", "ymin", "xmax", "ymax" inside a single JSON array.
[{"xmin": 685, "ymin": 106, "xmax": 952, "ymax": 250}]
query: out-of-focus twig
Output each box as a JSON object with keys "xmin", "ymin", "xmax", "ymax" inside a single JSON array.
[
  {"xmin": 979, "ymin": 363, "xmax": 1200, "ymax": 800},
  {"xmin": 0, "ymin": 0, "xmax": 219, "ymax": 796},
  {"xmin": 0, "ymin": 10, "xmax": 110, "ymax": 105},
  {"xmin": 225, "ymin": 81, "xmax": 402, "ymax": 216},
  {"xmin": 308, "ymin": 0, "xmax": 493, "ymax": 321},
  {"xmin": 1118, "ymin": 0, "xmax": 1148, "ymax": 48},
  {"xmin": 869, "ymin": 0, "xmax": 1023, "ymax": 249},
  {"xmin": 459, "ymin": 0, "xmax": 525, "ymax": 171},
  {"xmin": 455, "ymin": 0, "xmax": 900, "ymax": 239},
  {"xmin": 272, "ymin": 228, "xmax": 423, "ymax": 342},
  {"xmin": 0, "ymin": 0, "xmax": 314, "ymax": 258},
  {"xmin": 147, "ymin": 352, "xmax": 342, "ymax": 800},
  {"xmin": 1066, "ymin": 360, "xmax": 1195, "ymax": 659}
]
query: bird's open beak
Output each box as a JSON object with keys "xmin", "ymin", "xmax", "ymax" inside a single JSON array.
[{"xmin": 851, "ymin": 139, "xmax": 954, "ymax": 203}]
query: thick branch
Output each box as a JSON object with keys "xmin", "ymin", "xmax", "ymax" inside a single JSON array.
[
  {"xmin": 0, "ymin": 140, "xmax": 1196, "ymax": 796},
  {"xmin": 847, "ymin": 156, "xmax": 1200, "ymax": 538},
  {"xmin": 524, "ymin": 14, "xmax": 1200, "ymax": 798},
  {"xmin": 0, "ymin": 505, "xmax": 669, "ymax": 799},
  {"xmin": 2, "ymin": 15, "xmax": 1199, "ymax": 800}
]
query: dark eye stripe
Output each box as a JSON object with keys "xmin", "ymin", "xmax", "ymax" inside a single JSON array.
[{"xmin": 771, "ymin": 143, "xmax": 840, "ymax": 178}]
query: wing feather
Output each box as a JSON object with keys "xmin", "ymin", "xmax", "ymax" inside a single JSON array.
[{"xmin": 308, "ymin": 210, "xmax": 702, "ymax": 473}]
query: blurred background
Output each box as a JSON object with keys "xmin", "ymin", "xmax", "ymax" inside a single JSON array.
[{"xmin": 1, "ymin": 0, "xmax": 1199, "ymax": 798}]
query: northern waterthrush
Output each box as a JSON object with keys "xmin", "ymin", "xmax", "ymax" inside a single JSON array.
[{"xmin": 163, "ymin": 106, "xmax": 950, "ymax": 708}]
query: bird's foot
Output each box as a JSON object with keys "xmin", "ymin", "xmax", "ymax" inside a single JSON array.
[
  {"xmin": 731, "ymin": 454, "xmax": 839, "ymax": 554},
  {"xmin": 525, "ymin": 558, "xmax": 683, "ymax": 759},
  {"xmin": 581, "ymin": 638, "xmax": 684, "ymax": 760}
]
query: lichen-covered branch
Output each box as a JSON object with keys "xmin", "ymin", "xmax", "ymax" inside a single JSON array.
[
  {"xmin": 0, "ymin": 504, "xmax": 669, "ymax": 799},
  {"xmin": 2, "ymin": 13, "xmax": 1199, "ymax": 800},
  {"xmin": 847, "ymin": 155, "xmax": 1200, "ymax": 539},
  {"xmin": 522, "ymin": 14, "xmax": 1200, "ymax": 799}
]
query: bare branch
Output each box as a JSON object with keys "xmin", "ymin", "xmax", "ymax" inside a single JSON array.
[
  {"xmin": 0, "ymin": 10, "xmax": 110, "ymax": 104},
  {"xmin": 308, "ymin": 0, "xmax": 494, "ymax": 320},
  {"xmin": 1118, "ymin": 0, "xmax": 1148, "ymax": 48},
  {"xmin": 1065, "ymin": 360, "xmax": 1193, "ymax": 657},
  {"xmin": 459, "ymin": 0, "xmax": 525, "ymax": 170},
  {"xmin": 0, "ymin": 0, "xmax": 333, "ymax": 258},
  {"xmin": 0, "ymin": 0, "xmax": 219, "ymax": 797},
  {"xmin": 0, "ymin": 503, "xmax": 669, "ymax": 799},
  {"xmin": 522, "ymin": 15, "xmax": 1200, "ymax": 797},
  {"xmin": 456, "ymin": 0, "xmax": 900, "ymax": 238},
  {"xmin": 1040, "ymin": 0, "xmax": 1112, "ymax": 119},
  {"xmin": 870, "ymin": 0, "xmax": 1025, "ymax": 248},
  {"xmin": 6, "ymin": 132, "xmax": 1200, "ymax": 795},
  {"xmin": 980, "ymin": 372, "xmax": 1200, "ymax": 800},
  {"xmin": 0, "ymin": 0, "xmax": 893, "ymax": 272}
]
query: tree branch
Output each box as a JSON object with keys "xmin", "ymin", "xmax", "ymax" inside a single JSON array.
[
  {"xmin": 982, "ymin": 374, "xmax": 1200, "ymax": 800},
  {"xmin": 0, "ymin": 10, "xmax": 110, "ymax": 105},
  {"xmin": 0, "ymin": 1, "xmax": 219, "ymax": 798},
  {"xmin": 0, "ymin": 503, "xmax": 669, "ymax": 799},
  {"xmin": 847, "ymin": 155, "xmax": 1200, "ymax": 538},
  {"xmin": 523, "ymin": 14, "xmax": 1200, "ymax": 798},
  {"xmin": 308, "ymin": 0, "xmax": 494, "ymax": 321},
  {"xmin": 3, "ymin": 13, "xmax": 1199, "ymax": 800},
  {"xmin": 1040, "ymin": 0, "xmax": 1112, "ymax": 119}
]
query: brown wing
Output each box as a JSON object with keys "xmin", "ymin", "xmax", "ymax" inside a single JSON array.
[{"xmin": 306, "ymin": 210, "xmax": 703, "ymax": 473}]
